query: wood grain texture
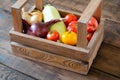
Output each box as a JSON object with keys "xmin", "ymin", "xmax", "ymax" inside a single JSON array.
[
  {"xmin": 9, "ymin": 30, "xmax": 89, "ymax": 62},
  {"xmin": 92, "ymin": 43, "xmax": 120, "ymax": 77},
  {"xmin": 0, "ymin": 64, "xmax": 36, "ymax": 80},
  {"xmin": 11, "ymin": 8, "xmax": 22, "ymax": 32},
  {"xmin": 78, "ymin": 0, "xmax": 102, "ymax": 23},
  {"xmin": 11, "ymin": 0, "xmax": 28, "ymax": 32},
  {"xmin": 0, "ymin": 52, "xmax": 119, "ymax": 80},
  {"xmin": 93, "ymin": 0, "xmax": 102, "ymax": 23},
  {"xmin": 11, "ymin": 42, "xmax": 88, "ymax": 75},
  {"xmin": 51, "ymin": 0, "xmax": 120, "ymax": 22},
  {"xmin": 11, "ymin": 0, "xmax": 28, "ymax": 9},
  {"xmin": 77, "ymin": 22, "xmax": 88, "ymax": 48},
  {"xmin": 35, "ymin": 0, "xmax": 43, "ymax": 11},
  {"xmin": 88, "ymin": 19, "xmax": 104, "ymax": 68},
  {"xmin": 104, "ymin": 19, "xmax": 120, "ymax": 48}
]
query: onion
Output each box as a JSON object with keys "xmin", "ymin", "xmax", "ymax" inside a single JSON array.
[
  {"xmin": 30, "ymin": 15, "xmax": 42, "ymax": 24},
  {"xmin": 27, "ymin": 19, "xmax": 61, "ymax": 38}
]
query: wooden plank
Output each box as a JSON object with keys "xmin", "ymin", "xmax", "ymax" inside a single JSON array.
[
  {"xmin": 104, "ymin": 19, "xmax": 120, "ymax": 48},
  {"xmin": 0, "ymin": 64, "xmax": 35, "ymax": 80},
  {"xmin": 11, "ymin": 42, "xmax": 88, "ymax": 75},
  {"xmin": 88, "ymin": 33, "xmax": 103, "ymax": 69},
  {"xmin": 35, "ymin": 0, "xmax": 43, "ymax": 11},
  {"xmin": 0, "ymin": 52, "xmax": 119, "ymax": 80},
  {"xmin": 11, "ymin": 8, "xmax": 22, "ymax": 32},
  {"xmin": 11, "ymin": 0, "xmax": 28, "ymax": 32},
  {"xmin": 11, "ymin": 0, "xmax": 28, "ymax": 9},
  {"xmin": 9, "ymin": 30, "xmax": 89, "ymax": 62},
  {"xmin": 52, "ymin": 0, "xmax": 120, "ymax": 22},
  {"xmin": 102, "ymin": 0, "xmax": 120, "ymax": 22},
  {"xmin": 51, "ymin": 0, "xmax": 87, "ymax": 14},
  {"xmin": 77, "ymin": 22, "xmax": 88, "ymax": 48},
  {"xmin": 78, "ymin": 0, "xmax": 102, "ymax": 23},
  {"xmin": 88, "ymin": 20, "xmax": 104, "ymax": 68},
  {"xmin": 93, "ymin": 0, "xmax": 102, "ymax": 23},
  {"xmin": 87, "ymin": 19, "xmax": 104, "ymax": 59},
  {"xmin": 92, "ymin": 43, "xmax": 120, "ymax": 77}
]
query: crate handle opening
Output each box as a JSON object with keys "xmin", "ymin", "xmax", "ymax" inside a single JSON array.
[
  {"xmin": 11, "ymin": 0, "xmax": 43, "ymax": 32},
  {"xmin": 77, "ymin": 0, "xmax": 102, "ymax": 48}
]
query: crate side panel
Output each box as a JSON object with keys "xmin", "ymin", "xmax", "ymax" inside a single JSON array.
[
  {"xmin": 11, "ymin": 42, "xmax": 88, "ymax": 75},
  {"xmin": 87, "ymin": 19, "xmax": 104, "ymax": 68},
  {"xmin": 9, "ymin": 30, "xmax": 89, "ymax": 62}
]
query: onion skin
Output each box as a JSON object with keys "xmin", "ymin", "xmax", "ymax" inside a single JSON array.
[
  {"xmin": 22, "ymin": 19, "xmax": 31, "ymax": 33},
  {"xmin": 30, "ymin": 14, "xmax": 42, "ymax": 24},
  {"xmin": 27, "ymin": 19, "xmax": 61, "ymax": 38}
]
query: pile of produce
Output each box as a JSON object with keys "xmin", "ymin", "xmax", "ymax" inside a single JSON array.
[{"xmin": 22, "ymin": 4, "xmax": 98, "ymax": 46}]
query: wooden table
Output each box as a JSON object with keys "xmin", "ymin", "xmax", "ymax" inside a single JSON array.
[{"xmin": 0, "ymin": 0, "xmax": 120, "ymax": 80}]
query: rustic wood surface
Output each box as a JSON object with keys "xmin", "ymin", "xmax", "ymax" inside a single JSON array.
[
  {"xmin": 0, "ymin": 52, "xmax": 119, "ymax": 80},
  {"xmin": 0, "ymin": 64, "xmax": 36, "ymax": 80},
  {"xmin": 0, "ymin": 0, "xmax": 120, "ymax": 80}
]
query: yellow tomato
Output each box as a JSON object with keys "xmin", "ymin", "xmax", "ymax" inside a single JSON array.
[{"xmin": 61, "ymin": 31, "xmax": 77, "ymax": 45}]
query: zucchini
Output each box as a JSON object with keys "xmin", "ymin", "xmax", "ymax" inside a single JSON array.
[{"xmin": 42, "ymin": 4, "xmax": 66, "ymax": 39}]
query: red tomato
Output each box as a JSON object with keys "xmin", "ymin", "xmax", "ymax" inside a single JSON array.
[
  {"xmin": 87, "ymin": 33, "xmax": 93, "ymax": 41},
  {"xmin": 47, "ymin": 30, "xmax": 59, "ymax": 41},
  {"xmin": 64, "ymin": 14, "xmax": 77, "ymax": 26},
  {"xmin": 87, "ymin": 17, "xmax": 98, "ymax": 33},
  {"xmin": 67, "ymin": 21, "xmax": 77, "ymax": 33}
]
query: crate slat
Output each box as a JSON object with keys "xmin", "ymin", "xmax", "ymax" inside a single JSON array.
[
  {"xmin": 9, "ymin": 30, "xmax": 89, "ymax": 62},
  {"xmin": 11, "ymin": 0, "xmax": 28, "ymax": 32},
  {"xmin": 87, "ymin": 18, "xmax": 104, "ymax": 68},
  {"xmin": 11, "ymin": 42, "xmax": 88, "ymax": 75},
  {"xmin": 35, "ymin": 0, "xmax": 43, "ymax": 11},
  {"xmin": 77, "ymin": 22, "xmax": 88, "ymax": 48}
]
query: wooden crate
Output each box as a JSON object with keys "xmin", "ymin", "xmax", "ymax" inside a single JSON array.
[{"xmin": 9, "ymin": 0, "xmax": 104, "ymax": 75}]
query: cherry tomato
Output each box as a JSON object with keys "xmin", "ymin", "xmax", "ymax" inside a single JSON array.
[
  {"xmin": 47, "ymin": 30, "xmax": 59, "ymax": 41},
  {"xmin": 64, "ymin": 14, "xmax": 77, "ymax": 26},
  {"xmin": 87, "ymin": 33, "xmax": 93, "ymax": 41},
  {"xmin": 87, "ymin": 17, "xmax": 98, "ymax": 33},
  {"xmin": 61, "ymin": 31, "xmax": 77, "ymax": 45},
  {"xmin": 67, "ymin": 21, "xmax": 77, "ymax": 33}
]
